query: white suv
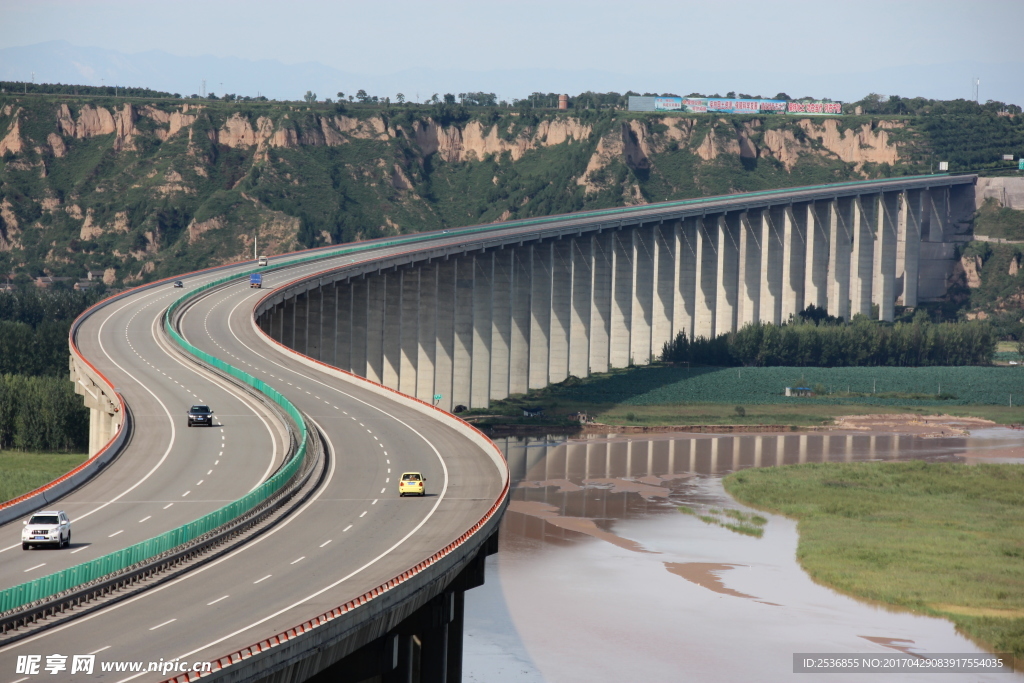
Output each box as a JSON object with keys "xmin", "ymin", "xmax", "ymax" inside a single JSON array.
[{"xmin": 22, "ymin": 510, "xmax": 71, "ymax": 549}]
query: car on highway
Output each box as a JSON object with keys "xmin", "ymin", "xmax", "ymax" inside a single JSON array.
[
  {"xmin": 399, "ymin": 472, "xmax": 425, "ymax": 497},
  {"xmin": 187, "ymin": 404, "xmax": 214, "ymax": 427},
  {"xmin": 22, "ymin": 510, "xmax": 71, "ymax": 549},
  {"xmin": 173, "ymin": 280, "xmax": 184, "ymax": 288}
]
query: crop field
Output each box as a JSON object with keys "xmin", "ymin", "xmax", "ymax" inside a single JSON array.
[{"xmin": 552, "ymin": 365, "xmax": 1024, "ymax": 407}]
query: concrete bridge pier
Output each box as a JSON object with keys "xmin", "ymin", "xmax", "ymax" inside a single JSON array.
[
  {"xmin": 70, "ymin": 357, "xmax": 123, "ymax": 456},
  {"xmin": 307, "ymin": 538, "xmax": 492, "ymax": 683}
]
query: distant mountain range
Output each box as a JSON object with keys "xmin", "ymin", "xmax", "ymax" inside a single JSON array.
[{"xmin": 1, "ymin": 41, "xmax": 1022, "ymax": 105}]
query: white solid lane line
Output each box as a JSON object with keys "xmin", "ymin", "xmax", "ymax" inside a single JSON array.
[
  {"xmin": 182, "ymin": 490, "xmax": 191, "ymax": 497},
  {"xmin": 23, "ymin": 563, "xmax": 46, "ymax": 572},
  {"xmin": 343, "ymin": 525, "xmax": 352, "ymax": 532},
  {"xmin": 70, "ymin": 547, "xmax": 87, "ymax": 554},
  {"xmin": 319, "ymin": 540, "xmax": 331, "ymax": 548},
  {"xmin": 108, "ymin": 530, "xmax": 123, "ymax": 538},
  {"xmin": 290, "ymin": 556, "xmax": 305, "ymax": 565},
  {"xmin": 254, "ymin": 575, "xmax": 272, "ymax": 584},
  {"xmin": 359, "ymin": 511, "xmax": 367, "ymax": 518},
  {"xmin": 138, "ymin": 516, "xmax": 151, "ymax": 523},
  {"xmin": 163, "ymin": 503, "xmax": 173, "ymax": 509},
  {"xmin": 207, "ymin": 596, "xmax": 229, "ymax": 605},
  {"xmin": 149, "ymin": 619, "xmax": 177, "ymax": 631}
]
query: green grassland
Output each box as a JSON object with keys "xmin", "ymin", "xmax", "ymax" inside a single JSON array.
[
  {"xmin": 724, "ymin": 462, "xmax": 1024, "ymax": 658},
  {"xmin": 0, "ymin": 451, "xmax": 88, "ymax": 504},
  {"xmin": 468, "ymin": 364, "xmax": 1024, "ymax": 427}
]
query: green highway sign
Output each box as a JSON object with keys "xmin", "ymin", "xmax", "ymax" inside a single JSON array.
[
  {"xmin": 433, "ymin": 394, "xmax": 443, "ymax": 401},
  {"xmin": 1019, "ymin": 159, "xmax": 1024, "ymax": 170}
]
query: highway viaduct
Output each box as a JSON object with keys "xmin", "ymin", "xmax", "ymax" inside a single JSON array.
[
  {"xmin": 256, "ymin": 174, "xmax": 976, "ymax": 412},
  {"xmin": 0, "ymin": 173, "xmax": 975, "ymax": 683}
]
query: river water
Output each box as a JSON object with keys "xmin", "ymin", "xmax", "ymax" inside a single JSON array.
[{"xmin": 463, "ymin": 428, "xmax": 1024, "ymax": 683}]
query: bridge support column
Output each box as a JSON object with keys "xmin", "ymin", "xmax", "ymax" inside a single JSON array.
[
  {"xmin": 782, "ymin": 205, "xmax": 806, "ymax": 321},
  {"xmin": 760, "ymin": 206, "xmax": 784, "ymax": 324},
  {"xmin": 651, "ymin": 222, "xmax": 675, "ymax": 358},
  {"xmin": 490, "ymin": 250, "xmax": 513, "ymax": 400},
  {"xmin": 569, "ymin": 236, "xmax": 593, "ymax": 377},
  {"xmin": 383, "ymin": 270, "xmax": 403, "ymax": 390},
  {"xmin": 851, "ymin": 195, "xmax": 875, "ymax": 317},
  {"xmin": 805, "ymin": 201, "xmax": 830, "ymax": 310},
  {"xmin": 738, "ymin": 211, "xmax": 761, "ymax": 327},
  {"xmin": 88, "ymin": 406, "xmax": 100, "ymax": 456},
  {"xmin": 336, "ymin": 281, "xmax": 352, "ymax": 372},
  {"xmin": 528, "ymin": 243, "xmax": 552, "ymax": 388},
  {"xmin": 452, "ymin": 257, "xmax": 474, "ymax": 409},
  {"xmin": 294, "ymin": 292, "xmax": 308, "ymax": 356},
  {"xmin": 927, "ymin": 187, "xmax": 949, "ymax": 241},
  {"xmin": 509, "ymin": 247, "xmax": 531, "ymax": 395},
  {"xmin": 550, "ymin": 239, "xmax": 573, "ymax": 381},
  {"xmin": 471, "ymin": 253, "xmax": 493, "ymax": 408},
  {"xmin": 308, "ymin": 286, "xmax": 323, "ymax": 361},
  {"xmin": 399, "ymin": 270, "xmax": 419, "ymax": 396},
  {"xmin": 351, "ymin": 278, "xmax": 369, "ymax": 378},
  {"xmin": 829, "ymin": 198, "xmax": 853, "ymax": 320},
  {"xmin": 902, "ymin": 189, "xmax": 924, "ymax": 307},
  {"xmin": 590, "ymin": 232, "xmax": 613, "ymax": 373},
  {"xmin": 416, "ymin": 263, "xmax": 438, "ymax": 404},
  {"xmin": 631, "ymin": 225, "xmax": 655, "ymax": 365},
  {"xmin": 716, "ymin": 213, "xmax": 740, "ymax": 334},
  {"xmin": 322, "ymin": 283, "xmax": 337, "ymax": 366},
  {"xmin": 366, "ymin": 274, "xmax": 386, "ymax": 384},
  {"xmin": 675, "ymin": 218, "xmax": 697, "ymax": 339},
  {"xmin": 874, "ymin": 192, "xmax": 900, "ymax": 321},
  {"xmin": 435, "ymin": 259, "xmax": 456, "ymax": 411},
  {"xmin": 694, "ymin": 217, "xmax": 717, "ymax": 337},
  {"xmin": 610, "ymin": 230, "xmax": 633, "ymax": 367}
]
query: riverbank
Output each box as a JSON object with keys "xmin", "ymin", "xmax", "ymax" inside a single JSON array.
[
  {"xmin": 0, "ymin": 451, "xmax": 88, "ymax": 504},
  {"xmin": 723, "ymin": 461, "xmax": 1024, "ymax": 659}
]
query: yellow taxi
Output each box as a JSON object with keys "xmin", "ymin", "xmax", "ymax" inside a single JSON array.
[{"xmin": 399, "ymin": 472, "xmax": 425, "ymax": 497}]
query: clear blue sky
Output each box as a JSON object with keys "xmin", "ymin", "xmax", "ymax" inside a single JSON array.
[{"xmin": 2, "ymin": 0, "xmax": 1023, "ymax": 102}]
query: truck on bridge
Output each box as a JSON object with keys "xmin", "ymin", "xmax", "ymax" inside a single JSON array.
[{"xmin": 249, "ymin": 272, "xmax": 263, "ymax": 288}]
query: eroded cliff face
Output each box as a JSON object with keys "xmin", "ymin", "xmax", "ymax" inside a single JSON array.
[{"xmin": 0, "ymin": 96, "xmax": 924, "ymax": 284}]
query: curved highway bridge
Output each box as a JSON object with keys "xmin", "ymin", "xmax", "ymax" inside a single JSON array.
[{"xmin": 0, "ymin": 174, "xmax": 974, "ymax": 682}]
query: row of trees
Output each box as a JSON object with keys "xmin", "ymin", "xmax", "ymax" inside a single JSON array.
[
  {"xmin": 0, "ymin": 374, "xmax": 88, "ymax": 452},
  {"xmin": 0, "ymin": 289, "xmax": 96, "ymax": 452},
  {"xmin": 661, "ymin": 316, "xmax": 997, "ymax": 367}
]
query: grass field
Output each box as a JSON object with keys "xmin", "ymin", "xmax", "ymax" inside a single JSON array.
[
  {"xmin": 469, "ymin": 364, "xmax": 1024, "ymax": 427},
  {"xmin": 724, "ymin": 462, "xmax": 1024, "ymax": 658},
  {"xmin": 0, "ymin": 451, "xmax": 88, "ymax": 504}
]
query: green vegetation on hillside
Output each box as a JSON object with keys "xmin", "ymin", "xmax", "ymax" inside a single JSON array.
[
  {"xmin": 3, "ymin": 92, "xmax": 1021, "ymax": 290},
  {"xmin": 973, "ymin": 198, "xmax": 1024, "ymax": 241},
  {"xmin": 724, "ymin": 462, "xmax": 1024, "ymax": 658}
]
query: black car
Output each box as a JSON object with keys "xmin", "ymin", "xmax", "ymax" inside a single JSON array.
[
  {"xmin": 173, "ymin": 280, "xmax": 184, "ymax": 288},
  {"xmin": 187, "ymin": 404, "xmax": 214, "ymax": 427}
]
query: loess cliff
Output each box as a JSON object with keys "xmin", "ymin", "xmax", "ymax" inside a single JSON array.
[{"xmin": 0, "ymin": 96, "xmax": 943, "ymax": 285}]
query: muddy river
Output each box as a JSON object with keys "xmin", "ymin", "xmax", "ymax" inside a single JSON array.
[{"xmin": 463, "ymin": 428, "xmax": 1024, "ymax": 682}]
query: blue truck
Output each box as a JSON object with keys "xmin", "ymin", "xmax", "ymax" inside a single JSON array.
[{"xmin": 249, "ymin": 272, "xmax": 263, "ymax": 288}]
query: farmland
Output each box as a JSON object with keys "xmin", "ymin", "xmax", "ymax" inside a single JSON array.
[
  {"xmin": 470, "ymin": 364, "xmax": 1024, "ymax": 428},
  {"xmin": 548, "ymin": 365, "xmax": 1022, "ymax": 407}
]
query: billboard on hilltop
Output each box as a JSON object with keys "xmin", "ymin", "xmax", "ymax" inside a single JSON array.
[
  {"xmin": 629, "ymin": 96, "xmax": 841, "ymax": 115},
  {"xmin": 787, "ymin": 100, "xmax": 843, "ymax": 115}
]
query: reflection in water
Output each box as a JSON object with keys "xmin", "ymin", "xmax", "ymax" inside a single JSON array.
[{"xmin": 463, "ymin": 429, "xmax": 1024, "ymax": 683}]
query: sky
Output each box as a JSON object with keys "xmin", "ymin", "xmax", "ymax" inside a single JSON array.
[{"xmin": 2, "ymin": 0, "xmax": 1023, "ymax": 104}]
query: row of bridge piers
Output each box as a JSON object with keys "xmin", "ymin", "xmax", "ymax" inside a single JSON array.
[{"xmin": 257, "ymin": 180, "xmax": 973, "ymax": 412}]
